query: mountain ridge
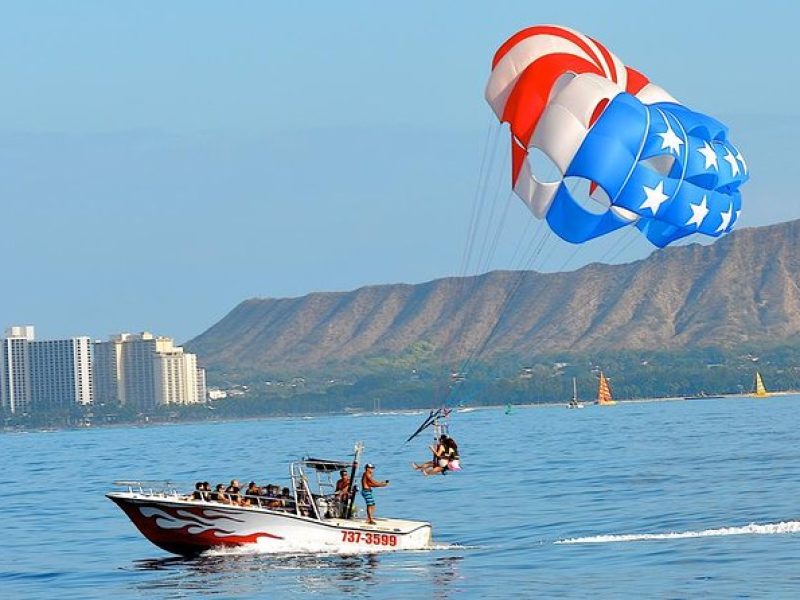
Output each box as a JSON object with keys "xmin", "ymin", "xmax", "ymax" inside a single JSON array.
[{"xmin": 187, "ymin": 219, "xmax": 800, "ymax": 372}]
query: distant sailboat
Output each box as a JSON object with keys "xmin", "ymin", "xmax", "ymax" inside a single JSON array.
[
  {"xmin": 595, "ymin": 372, "xmax": 616, "ymax": 406},
  {"xmin": 567, "ymin": 377, "xmax": 584, "ymax": 409},
  {"xmin": 753, "ymin": 372, "xmax": 769, "ymax": 398}
]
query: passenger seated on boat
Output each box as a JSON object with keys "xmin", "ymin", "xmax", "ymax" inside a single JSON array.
[
  {"xmin": 210, "ymin": 483, "xmax": 231, "ymax": 504},
  {"xmin": 243, "ymin": 481, "xmax": 261, "ymax": 507},
  {"xmin": 298, "ymin": 500, "xmax": 312, "ymax": 517},
  {"xmin": 258, "ymin": 484, "xmax": 281, "ymax": 509},
  {"xmin": 335, "ymin": 469, "xmax": 350, "ymax": 500},
  {"xmin": 281, "ymin": 487, "xmax": 297, "ymax": 512},
  {"xmin": 225, "ymin": 479, "xmax": 243, "ymax": 505},
  {"xmin": 191, "ymin": 481, "xmax": 205, "ymax": 501}
]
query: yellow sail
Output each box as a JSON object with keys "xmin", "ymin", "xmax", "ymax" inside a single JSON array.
[
  {"xmin": 754, "ymin": 372, "xmax": 768, "ymax": 397},
  {"xmin": 596, "ymin": 372, "xmax": 616, "ymax": 406}
]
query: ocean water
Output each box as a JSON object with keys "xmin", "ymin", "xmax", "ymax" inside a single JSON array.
[{"xmin": 2, "ymin": 395, "xmax": 800, "ymax": 599}]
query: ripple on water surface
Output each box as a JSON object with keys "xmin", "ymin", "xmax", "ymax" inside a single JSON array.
[{"xmin": 2, "ymin": 396, "xmax": 800, "ymax": 598}]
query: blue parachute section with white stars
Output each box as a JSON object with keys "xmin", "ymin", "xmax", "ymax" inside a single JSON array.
[{"xmin": 547, "ymin": 93, "xmax": 748, "ymax": 247}]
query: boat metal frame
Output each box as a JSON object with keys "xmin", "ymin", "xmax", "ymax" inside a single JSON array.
[{"xmin": 112, "ymin": 442, "xmax": 364, "ymax": 522}]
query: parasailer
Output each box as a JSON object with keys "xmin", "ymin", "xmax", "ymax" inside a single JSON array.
[
  {"xmin": 412, "ymin": 433, "xmax": 460, "ymax": 476},
  {"xmin": 485, "ymin": 25, "xmax": 748, "ymax": 248},
  {"xmin": 407, "ymin": 407, "xmax": 463, "ymax": 475},
  {"xmin": 411, "ymin": 434, "xmax": 448, "ymax": 474}
]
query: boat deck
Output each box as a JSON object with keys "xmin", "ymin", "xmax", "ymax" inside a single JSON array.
[{"xmin": 324, "ymin": 516, "xmax": 430, "ymax": 532}]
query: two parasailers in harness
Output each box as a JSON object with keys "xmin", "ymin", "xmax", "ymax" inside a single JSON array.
[
  {"xmin": 412, "ymin": 434, "xmax": 460, "ymax": 475},
  {"xmin": 410, "ymin": 409, "xmax": 462, "ymax": 476},
  {"xmin": 406, "ymin": 407, "xmax": 462, "ymax": 476}
]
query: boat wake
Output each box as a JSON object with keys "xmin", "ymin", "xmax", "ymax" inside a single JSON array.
[{"xmin": 555, "ymin": 520, "xmax": 800, "ymax": 544}]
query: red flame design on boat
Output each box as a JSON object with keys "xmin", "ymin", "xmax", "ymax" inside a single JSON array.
[{"xmin": 111, "ymin": 498, "xmax": 282, "ymax": 555}]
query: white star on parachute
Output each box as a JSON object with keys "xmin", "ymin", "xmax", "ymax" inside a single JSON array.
[
  {"xmin": 658, "ymin": 121, "xmax": 684, "ymax": 155},
  {"xmin": 716, "ymin": 203, "xmax": 733, "ymax": 233},
  {"xmin": 734, "ymin": 148, "xmax": 748, "ymax": 174},
  {"xmin": 686, "ymin": 195, "xmax": 710, "ymax": 228},
  {"xmin": 697, "ymin": 141, "xmax": 718, "ymax": 170},
  {"xmin": 723, "ymin": 148, "xmax": 740, "ymax": 176},
  {"xmin": 640, "ymin": 181, "xmax": 669, "ymax": 215}
]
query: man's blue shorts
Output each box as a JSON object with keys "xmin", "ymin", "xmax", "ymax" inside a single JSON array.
[{"xmin": 361, "ymin": 488, "xmax": 375, "ymax": 507}]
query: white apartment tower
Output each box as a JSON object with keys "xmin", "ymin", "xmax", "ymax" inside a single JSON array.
[
  {"xmin": 93, "ymin": 332, "xmax": 204, "ymax": 407},
  {"xmin": 0, "ymin": 326, "xmax": 35, "ymax": 414},
  {"xmin": 92, "ymin": 334, "xmax": 127, "ymax": 406},
  {"xmin": 1, "ymin": 327, "xmax": 93, "ymax": 413},
  {"xmin": 196, "ymin": 367, "xmax": 207, "ymax": 405},
  {"xmin": 29, "ymin": 337, "xmax": 93, "ymax": 409},
  {"xmin": 154, "ymin": 350, "xmax": 199, "ymax": 405}
]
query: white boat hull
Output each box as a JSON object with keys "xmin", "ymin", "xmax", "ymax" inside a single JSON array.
[{"xmin": 107, "ymin": 492, "xmax": 432, "ymax": 556}]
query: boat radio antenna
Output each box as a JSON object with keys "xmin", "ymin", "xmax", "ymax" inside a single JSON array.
[{"xmin": 344, "ymin": 442, "xmax": 364, "ymax": 519}]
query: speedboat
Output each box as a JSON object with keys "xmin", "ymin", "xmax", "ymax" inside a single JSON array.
[{"xmin": 107, "ymin": 443, "xmax": 432, "ymax": 556}]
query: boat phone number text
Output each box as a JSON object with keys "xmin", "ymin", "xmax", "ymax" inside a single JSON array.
[{"xmin": 341, "ymin": 531, "xmax": 398, "ymax": 546}]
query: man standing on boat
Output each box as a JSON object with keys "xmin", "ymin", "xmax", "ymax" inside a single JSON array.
[{"xmin": 361, "ymin": 464, "xmax": 389, "ymax": 525}]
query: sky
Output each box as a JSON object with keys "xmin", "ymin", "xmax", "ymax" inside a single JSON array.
[{"xmin": 1, "ymin": 1, "xmax": 798, "ymax": 342}]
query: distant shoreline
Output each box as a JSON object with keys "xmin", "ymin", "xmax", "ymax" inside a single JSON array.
[{"xmin": 4, "ymin": 391, "xmax": 798, "ymax": 435}]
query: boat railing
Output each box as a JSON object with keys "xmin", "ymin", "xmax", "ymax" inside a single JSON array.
[
  {"xmin": 112, "ymin": 480, "xmax": 182, "ymax": 497},
  {"xmin": 236, "ymin": 492, "xmax": 299, "ymax": 512},
  {"xmin": 111, "ymin": 480, "xmax": 339, "ymax": 517},
  {"xmin": 111, "ymin": 441, "xmax": 364, "ymax": 521}
]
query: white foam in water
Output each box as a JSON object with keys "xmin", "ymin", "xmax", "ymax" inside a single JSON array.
[{"xmin": 556, "ymin": 520, "xmax": 800, "ymax": 544}]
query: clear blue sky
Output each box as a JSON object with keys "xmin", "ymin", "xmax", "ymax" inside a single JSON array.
[{"xmin": 1, "ymin": 1, "xmax": 797, "ymax": 342}]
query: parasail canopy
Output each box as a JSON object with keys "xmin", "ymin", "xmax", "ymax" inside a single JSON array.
[{"xmin": 485, "ymin": 25, "xmax": 748, "ymax": 248}]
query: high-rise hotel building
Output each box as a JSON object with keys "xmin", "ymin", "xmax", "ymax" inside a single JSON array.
[
  {"xmin": 93, "ymin": 332, "xmax": 205, "ymax": 408},
  {"xmin": 1, "ymin": 326, "xmax": 34, "ymax": 414},
  {"xmin": 0, "ymin": 326, "xmax": 93, "ymax": 414},
  {"xmin": 2, "ymin": 326, "xmax": 205, "ymax": 415},
  {"xmin": 29, "ymin": 337, "xmax": 93, "ymax": 410}
]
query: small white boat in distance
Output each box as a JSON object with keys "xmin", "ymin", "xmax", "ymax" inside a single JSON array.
[
  {"xmin": 107, "ymin": 443, "xmax": 432, "ymax": 556},
  {"xmin": 567, "ymin": 377, "xmax": 584, "ymax": 409}
]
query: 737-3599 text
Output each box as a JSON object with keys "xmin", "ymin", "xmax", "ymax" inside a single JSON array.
[{"xmin": 341, "ymin": 531, "xmax": 398, "ymax": 546}]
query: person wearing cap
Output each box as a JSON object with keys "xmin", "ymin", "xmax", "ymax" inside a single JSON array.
[{"xmin": 360, "ymin": 464, "xmax": 389, "ymax": 525}]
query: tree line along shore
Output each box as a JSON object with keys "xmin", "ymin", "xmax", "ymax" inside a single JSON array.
[{"xmin": 4, "ymin": 343, "xmax": 798, "ymax": 431}]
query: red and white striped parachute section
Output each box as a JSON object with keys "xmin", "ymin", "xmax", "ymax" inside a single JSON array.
[{"xmin": 486, "ymin": 25, "xmax": 674, "ymax": 220}]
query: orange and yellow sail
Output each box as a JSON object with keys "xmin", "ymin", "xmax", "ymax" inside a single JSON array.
[{"xmin": 596, "ymin": 372, "xmax": 616, "ymax": 406}]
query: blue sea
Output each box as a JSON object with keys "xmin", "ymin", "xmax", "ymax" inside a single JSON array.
[{"xmin": 3, "ymin": 395, "xmax": 800, "ymax": 599}]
